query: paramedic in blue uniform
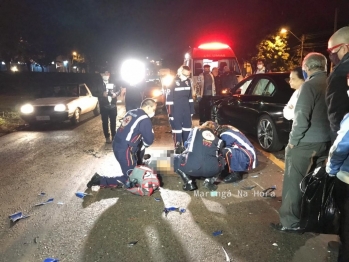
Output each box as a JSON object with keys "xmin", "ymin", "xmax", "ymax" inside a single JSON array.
[
  {"xmin": 216, "ymin": 124, "xmax": 257, "ymax": 183},
  {"xmin": 173, "ymin": 121, "xmax": 225, "ymax": 191},
  {"xmin": 87, "ymin": 98, "xmax": 157, "ymax": 188},
  {"xmin": 166, "ymin": 65, "xmax": 195, "ymax": 152}
]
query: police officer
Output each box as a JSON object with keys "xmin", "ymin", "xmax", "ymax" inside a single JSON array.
[
  {"xmin": 216, "ymin": 124, "xmax": 257, "ymax": 183},
  {"xmin": 174, "ymin": 121, "xmax": 225, "ymax": 191},
  {"xmin": 87, "ymin": 98, "xmax": 157, "ymax": 188},
  {"xmin": 166, "ymin": 65, "xmax": 195, "ymax": 152},
  {"xmin": 98, "ymin": 71, "xmax": 120, "ymax": 143}
]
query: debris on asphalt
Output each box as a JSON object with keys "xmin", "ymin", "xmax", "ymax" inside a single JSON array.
[
  {"xmin": 222, "ymin": 247, "xmax": 231, "ymax": 262},
  {"xmin": 163, "ymin": 207, "xmax": 186, "ymax": 217},
  {"xmin": 84, "ymin": 149, "xmax": 101, "ymax": 158},
  {"xmin": 272, "ymin": 243, "xmax": 278, "ymax": 247},
  {"xmin": 154, "ymin": 198, "xmax": 161, "ymax": 201},
  {"xmin": 75, "ymin": 192, "xmax": 92, "ymax": 199},
  {"xmin": 241, "ymin": 185, "xmax": 256, "ymax": 190},
  {"xmin": 34, "ymin": 236, "xmax": 39, "ymax": 244},
  {"xmin": 251, "ymin": 175, "xmax": 259, "ymax": 178},
  {"xmin": 128, "ymin": 241, "xmax": 138, "ymax": 247},
  {"xmin": 34, "ymin": 198, "xmax": 54, "ymax": 206},
  {"xmin": 38, "ymin": 192, "xmax": 46, "ymax": 196},
  {"xmin": 262, "ymin": 185, "xmax": 277, "ymax": 197},
  {"xmin": 43, "ymin": 258, "xmax": 59, "ymax": 262},
  {"xmin": 57, "ymin": 202, "xmax": 64, "ymax": 205},
  {"xmin": 212, "ymin": 230, "xmax": 223, "ymax": 236},
  {"xmin": 227, "ymin": 242, "xmax": 231, "ymax": 246},
  {"xmin": 9, "ymin": 212, "xmax": 30, "ymax": 222}
]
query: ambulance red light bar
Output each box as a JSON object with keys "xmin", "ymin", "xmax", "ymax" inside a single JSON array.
[{"xmin": 198, "ymin": 42, "xmax": 230, "ymax": 50}]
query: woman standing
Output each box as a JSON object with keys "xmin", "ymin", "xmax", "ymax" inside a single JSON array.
[{"xmin": 283, "ymin": 67, "xmax": 305, "ymax": 120}]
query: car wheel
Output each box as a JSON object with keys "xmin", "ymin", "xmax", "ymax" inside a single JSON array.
[
  {"xmin": 70, "ymin": 109, "xmax": 80, "ymax": 125},
  {"xmin": 257, "ymin": 115, "xmax": 283, "ymax": 152},
  {"xmin": 93, "ymin": 102, "xmax": 100, "ymax": 116}
]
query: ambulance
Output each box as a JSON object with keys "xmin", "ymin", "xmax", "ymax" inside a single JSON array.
[{"xmin": 183, "ymin": 42, "xmax": 242, "ymax": 96}]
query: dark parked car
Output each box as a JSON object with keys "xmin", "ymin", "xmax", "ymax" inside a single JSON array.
[{"xmin": 211, "ymin": 72, "xmax": 294, "ymax": 152}]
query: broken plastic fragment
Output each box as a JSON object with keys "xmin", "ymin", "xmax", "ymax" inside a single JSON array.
[
  {"xmin": 251, "ymin": 175, "xmax": 259, "ymax": 178},
  {"xmin": 34, "ymin": 198, "xmax": 54, "ymax": 206},
  {"xmin": 272, "ymin": 243, "xmax": 278, "ymax": 246},
  {"xmin": 241, "ymin": 185, "xmax": 256, "ymax": 190},
  {"xmin": 9, "ymin": 212, "xmax": 30, "ymax": 222},
  {"xmin": 38, "ymin": 192, "xmax": 46, "ymax": 196},
  {"xmin": 212, "ymin": 230, "xmax": 223, "ymax": 236},
  {"xmin": 222, "ymin": 247, "xmax": 230, "ymax": 262},
  {"xmin": 128, "ymin": 241, "xmax": 138, "ymax": 247},
  {"xmin": 57, "ymin": 202, "xmax": 64, "ymax": 205},
  {"xmin": 43, "ymin": 258, "xmax": 59, "ymax": 262},
  {"xmin": 75, "ymin": 192, "xmax": 92, "ymax": 199},
  {"xmin": 163, "ymin": 207, "xmax": 186, "ymax": 217},
  {"xmin": 154, "ymin": 198, "xmax": 161, "ymax": 201}
]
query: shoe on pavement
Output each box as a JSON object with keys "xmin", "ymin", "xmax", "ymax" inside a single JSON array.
[
  {"xmin": 223, "ymin": 172, "xmax": 243, "ymax": 183},
  {"xmin": 87, "ymin": 173, "xmax": 101, "ymax": 188},
  {"xmin": 270, "ymin": 223, "xmax": 304, "ymax": 234},
  {"xmin": 106, "ymin": 137, "xmax": 112, "ymax": 143},
  {"xmin": 203, "ymin": 178, "xmax": 218, "ymax": 191}
]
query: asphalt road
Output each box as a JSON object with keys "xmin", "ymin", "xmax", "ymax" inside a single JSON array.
[{"xmin": 0, "ymin": 106, "xmax": 339, "ymax": 262}]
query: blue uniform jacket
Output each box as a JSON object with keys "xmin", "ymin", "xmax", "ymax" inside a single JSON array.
[
  {"xmin": 326, "ymin": 113, "xmax": 349, "ymax": 184},
  {"xmin": 165, "ymin": 76, "xmax": 194, "ymax": 116},
  {"xmin": 113, "ymin": 108, "xmax": 154, "ymax": 152},
  {"xmin": 221, "ymin": 128, "xmax": 257, "ymax": 171}
]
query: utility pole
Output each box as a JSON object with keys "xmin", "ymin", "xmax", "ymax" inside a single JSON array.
[{"xmin": 300, "ymin": 34, "xmax": 305, "ymax": 64}]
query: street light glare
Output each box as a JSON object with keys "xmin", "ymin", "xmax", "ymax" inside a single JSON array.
[{"xmin": 280, "ymin": 28, "xmax": 287, "ymax": 34}]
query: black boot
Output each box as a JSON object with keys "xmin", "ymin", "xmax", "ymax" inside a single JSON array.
[
  {"xmin": 203, "ymin": 177, "xmax": 218, "ymax": 191},
  {"xmin": 176, "ymin": 169, "xmax": 197, "ymax": 191},
  {"xmin": 223, "ymin": 172, "xmax": 243, "ymax": 183},
  {"xmin": 87, "ymin": 173, "xmax": 101, "ymax": 188},
  {"xmin": 175, "ymin": 142, "xmax": 185, "ymax": 154}
]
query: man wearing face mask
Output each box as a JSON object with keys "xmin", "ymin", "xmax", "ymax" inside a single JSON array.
[
  {"xmin": 165, "ymin": 65, "xmax": 195, "ymax": 153},
  {"xmin": 86, "ymin": 98, "xmax": 157, "ymax": 188},
  {"xmin": 197, "ymin": 64, "xmax": 216, "ymax": 124},
  {"xmin": 254, "ymin": 59, "xmax": 269, "ymax": 74},
  {"xmin": 271, "ymin": 53, "xmax": 331, "ymax": 233},
  {"xmin": 326, "ymin": 26, "xmax": 349, "ymax": 144}
]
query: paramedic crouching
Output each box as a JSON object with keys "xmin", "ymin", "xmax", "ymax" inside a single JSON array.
[{"xmin": 87, "ymin": 98, "xmax": 157, "ymax": 188}]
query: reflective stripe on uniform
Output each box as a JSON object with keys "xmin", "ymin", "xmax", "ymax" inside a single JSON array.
[
  {"xmin": 175, "ymin": 87, "xmax": 191, "ymax": 91},
  {"xmin": 182, "ymin": 127, "xmax": 191, "ymax": 131},
  {"xmin": 126, "ymin": 115, "xmax": 148, "ymax": 141},
  {"xmin": 166, "ymin": 101, "xmax": 174, "ymax": 105},
  {"xmin": 172, "ymin": 130, "xmax": 182, "ymax": 133},
  {"xmin": 188, "ymin": 127, "xmax": 198, "ymax": 152},
  {"xmin": 189, "ymin": 99, "xmax": 193, "ymax": 102}
]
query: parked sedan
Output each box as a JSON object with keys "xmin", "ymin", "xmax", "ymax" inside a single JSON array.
[
  {"xmin": 212, "ymin": 72, "xmax": 294, "ymax": 152},
  {"xmin": 20, "ymin": 83, "xmax": 100, "ymax": 126}
]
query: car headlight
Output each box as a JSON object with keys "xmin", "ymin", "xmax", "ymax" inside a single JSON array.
[
  {"xmin": 162, "ymin": 75, "xmax": 174, "ymax": 87},
  {"xmin": 54, "ymin": 104, "xmax": 67, "ymax": 111},
  {"xmin": 152, "ymin": 89, "xmax": 163, "ymax": 97},
  {"xmin": 20, "ymin": 104, "xmax": 34, "ymax": 114},
  {"xmin": 222, "ymin": 89, "xmax": 228, "ymax": 94}
]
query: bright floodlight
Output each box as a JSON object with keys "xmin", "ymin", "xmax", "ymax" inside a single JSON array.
[
  {"xmin": 280, "ymin": 28, "xmax": 287, "ymax": 34},
  {"xmin": 162, "ymin": 75, "xmax": 174, "ymax": 87},
  {"xmin": 198, "ymin": 42, "xmax": 229, "ymax": 50},
  {"xmin": 11, "ymin": 66, "xmax": 18, "ymax": 72},
  {"xmin": 20, "ymin": 104, "xmax": 34, "ymax": 114},
  {"xmin": 121, "ymin": 59, "xmax": 145, "ymax": 86}
]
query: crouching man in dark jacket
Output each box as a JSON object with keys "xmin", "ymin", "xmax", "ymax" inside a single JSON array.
[
  {"xmin": 173, "ymin": 122, "xmax": 226, "ymax": 191},
  {"xmin": 216, "ymin": 124, "xmax": 257, "ymax": 183},
  {"xmin": 87, "ymin": 99, "xmax": 157, "ymax": 188}
]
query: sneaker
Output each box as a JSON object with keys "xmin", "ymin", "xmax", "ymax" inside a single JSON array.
[
  {"xmin": 203, "ymin": 178, "xmax": 218, "ymax": 191},
  {"xmin": 87, "ymin": 173, "xmax": 101, "ymax": 188},
  {"xmin": 106, "ymin": 137, "xmax": 112, "ymax": 143}
]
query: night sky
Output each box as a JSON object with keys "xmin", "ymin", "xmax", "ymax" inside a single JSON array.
[{"xmin": 1, "ymin": 0, "xmax": 348, "ymax": 70}]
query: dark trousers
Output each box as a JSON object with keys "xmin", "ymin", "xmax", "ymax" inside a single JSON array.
[
  {"xmin": 279, "ymin": 141, "xmax": 330, "ymax": 227},
  {"xmin": 169, "ymin": 105, "xmax": 192, "ymax": 147},
  {"xmin": 333, "ymin": 178, "xmax": 349, "ymax": 262},
  {"xmin": 199, "ymin": 96, "xmax": 212, "ymax": 124},
  {"xmin": 100, "ymin": 107, "xmax": 117, "ymax": 138},
  {"xmin": 100, "ymin": 145, "xmax": 145, "ymax": 187}
]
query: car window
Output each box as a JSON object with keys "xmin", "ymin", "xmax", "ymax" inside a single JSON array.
[
  {"xmin": 235, "ymin": 79, "xmax": 253, "ymax": 95},
  {"xmin": 252, "ymin": 79, "xmax": 270, "ymax": 96},
  {"xmin": 263, "ymin": 81, "xmax": 276, "ymax": 96},
  {"xmin": 79, "ymin": 85, "xmax": 89, "ymax": 96}
]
